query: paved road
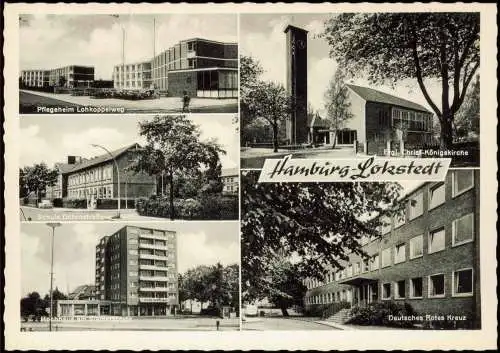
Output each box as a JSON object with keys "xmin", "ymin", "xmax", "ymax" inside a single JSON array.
[
  {"xmin": 20, "ymin": 206, "xmax": 171, "ymax": 222},
  {"xmin": 20, "ymin": 318, "xmax": 240, "ymax": 331},
  {"xmin": 242, "ymin": 317, "xmax": 338, "ymax": 331},
  {"xmin": 241, "ymin": 147, "xmax": 357, "ymax": 169},
  {"xmin": 20, "ymin": 90, "xmax": 237, "ymax": 114}
]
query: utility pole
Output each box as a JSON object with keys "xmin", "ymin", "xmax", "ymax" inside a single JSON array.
[{"xmin": 46, "ymin": 223, "xmax": 61, "ymax": 332}]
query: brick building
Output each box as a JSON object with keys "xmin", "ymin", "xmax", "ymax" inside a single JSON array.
[
  {"xmin": 95, "ymin": 225, "xmax": 179, "ymax": 316},
  {"xmin": 303, "ymin": 169, "xmax": 480, "ymax": 328},
  {"xmin": 46, "ymin": 143, "xmax": 156, "ymax": 207},
  {"xmin": 115, "ymin": 38, "xmax": 238, "ymax": 98}
]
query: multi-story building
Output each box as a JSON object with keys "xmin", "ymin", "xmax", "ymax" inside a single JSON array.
[
  {"xmin": 47, "ymin": 65, "xmax": 95, "ymax": 88},
  {"xmin": 45, "ymin": 144, "xmax": 156, "ymax": 206},
  {"xmin": 20, "ymin": 70, "xmax": 49, "ymax": 87},
  {"xmin": 303, "ymin": 169, "xmax": 480, "ymax": 328},
  {"xmin": 221, "ymin": 168, "xmax": 239, "ymax": 195},
  {"xmin": 112, "ymin": 61, "xmax": 152, "ymax": 90},
  {"xmin": 95, "ymin": 225, "xmax": 179, "ymax": 316},
  {"xmin": 115, "ymin": 38, "xmax": 238, "ymax": 98}
]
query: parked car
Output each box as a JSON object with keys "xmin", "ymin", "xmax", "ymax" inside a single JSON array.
[{"xmin": 38, "ymin": 200, "xmax": 53, "ymax": 209}]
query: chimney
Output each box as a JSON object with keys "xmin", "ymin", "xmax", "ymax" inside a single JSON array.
[{"xmin": 67, "ymin": 156, "xmax": 76, "ymax": 164}]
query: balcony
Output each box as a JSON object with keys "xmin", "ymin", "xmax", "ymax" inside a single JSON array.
[
  {"xmin": 139, "ymin": 287, "xmax": 169, "ymax": 292},
  {"xmin": 139, "ymin": 233, "xmax": 168, "ymax": 241},
  {"xmin": 138, "ymin": 297, "xmax": 170, "ymax": 303},
  {"xmin": 139, "ymin": 264, "xmax": 168, "ymax": 271},
  {"xmin": 138, "ymin": 243, "xmax": 168, "ymax": 251},
  {"xmin": 139, "ymin": 253, "xmax": 168, "ymax": 261},
  {"xmin": 187, "ymin": 50, "xmax": 196, "ymax": 58},
  {"xmin": 139, "ymin": 276, "xmax": 168, "ymax": 282}
]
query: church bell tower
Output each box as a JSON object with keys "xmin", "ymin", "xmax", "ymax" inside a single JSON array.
[{"xmin": 284, "ymin": 24, "xmax": 308, "ymax": 145}]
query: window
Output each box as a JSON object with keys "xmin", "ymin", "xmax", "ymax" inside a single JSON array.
[
  {"xmin": 409, "ymin": 192, "xmax": 424, "ymax": 220},
  {"xmin": 429, "ymin": 182, "xmax": 445, "ymax": 209},
  {"xmin": 453, "ymin": 269, "xmax": 473, "ymax": 296},
  {"xmin": 354, "ymin": 262, "xmax": 360, "ymax": 275},
  {"xmin": 381, "ymin": 248, "xmax": 391, "ymax": 268},
  {"xmin": 394, "ymin": 209, "xmax": 406, "ymax": 228},
  {"xmin": 429, "ymin": 227, "xmax": 446, "ymax": 253},
  {"xmin": 452, "ymin": 213, "xmax": 474, "ymax": 246},
  {"xmin": 410, "ymin": 235, "xmax": 424, "ymax": 259},
  {"xmin": 394, "ymin": 244, "xmax": 406, "ymax": 264},
  {"xmin": 382, "ymin": 283, "xmax": 391, "ymax": 299},
  {"xmin": 428, "ymin": 274, "xmax": 445, "ymax": 297},
  {"xmin": 370, "ymin": 255, "xmax": 379, "ymax": 271},
  {"xmin": 410, "ymin": 277, "xmax": 423, "ymax": 298},
  {"xmin": 361, "ymin": 260, "xmax": 368, "ymax": 273},
  {"xmin": 395, "ymin": 280, "xmax": 406, "ymax": 299},
  {"xmin": 452, "ymin": 170, "xmax": 474, "ymax": 197},
  {"xmin": 347, "ymin": 265, "xmax": 353, "ymax": 277}
]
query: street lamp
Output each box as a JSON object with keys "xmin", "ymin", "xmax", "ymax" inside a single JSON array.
[
  {"xmin": 46, "ymin": 222, "xmax": 61, "ymax": 332},
  {"xmin": 91, "ymin": 144, "xmax": 120, "ymax": 219}
]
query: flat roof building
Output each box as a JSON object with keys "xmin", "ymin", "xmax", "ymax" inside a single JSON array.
[
  {"xmin": 304, "ymin": 169, "xmax": 480, "ymax": 328},
  {"xmin": 95, "ymin": 225, "xmax": 179, "ymax": 317}
]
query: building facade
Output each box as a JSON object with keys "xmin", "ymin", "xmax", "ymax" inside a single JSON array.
[
  {"xmin": 304, "ymin": 169, "xmax": 480, "ymax": 327},
  {"xmin": 221, "ymin": 168, "xmax": 239, "ymax": 195},
  {"xmin": 46, "ymin": 144, "xmax": 157, "ymax": 207},
  {"xmin": 331, "ymin": 84, "xmax": 434, "ymax": 154},
  {"xmin": 115, "ymin": 38, "xmax": 238, "ymax": 98},
  {"xmin": 95, "ymin": 225, "xmax": 179, "ymax": 316},
  {"xmin": 48, "ymin": 65, "xmax": 95, "ymax": 88},
  {"xmin": 112, "ymin": 61, "xmax": 152, "ymax": 90},
  {"xmin": 20, "ymin": 70, "xmax": 49, "ymax": 87}
]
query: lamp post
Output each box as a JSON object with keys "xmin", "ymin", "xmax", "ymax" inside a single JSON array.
[
  {"xmin": 91, "ymin": 144, "xmax": 120, "ymax": 219},
  {"xmin": 46, "ymin": 222, "xmax": 61, "ymax": 332}
]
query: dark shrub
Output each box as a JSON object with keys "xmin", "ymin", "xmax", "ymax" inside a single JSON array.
[
  {"xmin": 52, "ymin": 198, "xmax": 63, "ymax": 207},
  {"xmin": 347, "ymin": 301, "xmax": 416, "ymax": 328},
  {"xmin": 200, "ymin": 307, "xmax": 220, "ymax": 317},
  {"xmin": 62, "ymin": 198, "xmax": 87, "ymax": 209},
  {"xmin": 95, "ymin": 198, "xmax": 130, "ymax": 209},
  {"xmin": 199, "ymin": 194, "xmax": 238, "ymax": 220}
]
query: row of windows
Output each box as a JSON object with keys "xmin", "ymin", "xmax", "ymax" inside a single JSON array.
[
  {"xmin": 392, "ymin": 108, "xmax": 433, "ymax": 132},
  {"xmin": 307, "ymin": 212, "xmax": 474, "ymax": 289},
  {"xmin": 68, "ymin": 186, "xmax": 113, "ymax": 199},
  {"xmin": 358, "ymin": 170, "xmax": 474, "ymax": 247},
  {"xmin": 68, "ymin": 167, "xmax": 113, "ymax": 186},
  {"xmin": 306, "ymin": 268, "xmax": 473, "ymax": 305}
]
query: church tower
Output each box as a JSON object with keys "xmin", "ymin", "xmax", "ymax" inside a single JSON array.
[{"xmin": 284, "ymin": 24, "xmax": 308, "ymax": 145}]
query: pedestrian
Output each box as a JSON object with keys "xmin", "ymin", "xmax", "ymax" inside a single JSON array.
[{"xmin": 182, "ymin": 90, "xmax": 191, "ymax": 113}]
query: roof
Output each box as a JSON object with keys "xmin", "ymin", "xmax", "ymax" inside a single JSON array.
[
  {"xmin": 284, "ymin": 24, "xmax": 309, "ymax": 34},
  {"xmin": 61, "ymin": 143, "xmax": 140, "ymax": 175},
  {"xmin": 221, "ymin": 168, "xmax": 239, "ymax": 177},
  {"xmin": 346, "ymin": 84, "xmax": 431, "ymax": 113},
  {"xmin": 68, "ymin": 284, "xmax": 96, "ymax": 300},
  {"xmin": 307, "ymin": 113, "xmax": 331, "ymax": 128}
]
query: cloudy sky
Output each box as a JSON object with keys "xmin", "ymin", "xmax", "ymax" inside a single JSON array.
[
  {"xmin": 20, "ymin": 114, "xmax": 239, "ymax": 170},
  {"xmin": 240, "ymin": 13, "xmax": 444, "ymax": 116},
  {"xmin": 21, "ymin": 222, "xmax": 239, "ymax": 296},
  {"xmin": 19, "ymin": 14, "xmax": 237, "ymax": 80}
]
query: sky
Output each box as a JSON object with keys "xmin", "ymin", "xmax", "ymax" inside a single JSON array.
[
  {"xmin": 20, "ymin": 222, "xmax": 239, "ymax": 296},
  {"xmin": 20, "ymin": 114, "xmax": 239, "ymax": 170},
  {"xmin": 240, "ymin": 13, "xmax": 444, "ymax": 116},
  {"xmin": 19, "ymin": 14, "xmax": 237, "ymax": 80}
]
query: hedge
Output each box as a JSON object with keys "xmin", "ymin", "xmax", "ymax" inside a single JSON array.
[
  {"xmin": 347, "ymin": 301, "xmax": 416, "ymax": 328},
  {"xmin": 303, "ymin": 301, "xmax": 351, "ymax": 318},
  {"xmin": 62, "ymin": 198, "xmax": 87, "ymax": 209},
  {"xmin": 95, "ymin": 198, "xmax": 133, "ymax": 209},
  {"xmin": 135, "ymin": 195, "xmax": 238, "ymax": 220}
]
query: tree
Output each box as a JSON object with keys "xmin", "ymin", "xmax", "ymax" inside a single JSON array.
[
  {"xmin": 246, "ymin": 82, "xmax": 292, "ymax": 152},
  {"xmin": 178, "ymin": 263, "xmax": 240, "ymax": 315},
  {"xmin": 20, "ymin": 292, "xmax": 48, "ymax": 321},
  {"xmin": 130, "ymin": 115, "xmax": 226, "ymax": 220},
  {"xmin": 241, "ymin": 171, "xmax": 404, "ymax": 307},
  {"xmin": 454, "ymin": 75, "xmax": 479, "ymax": 140},
  {"xmin": 322, "ymin": 13, "xmax": 480, "ymax": 149},
  {"xmin": 20, "ymin": 163, "xmax": 59, "ymax": 202},
  {"xmin": 240, "ymin": 55, "xmax": 264, "ymax": 105},
  {"xmin": 324, "ymin": 68, "xmax": 354, "ymax": 148},
  {"xmin": 58, "ymin": 75, "xmax": 67, "ymax": 88},
  {"xmin": 44, "ymin": 287, "xmax": 68, "ymax": 317}
]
